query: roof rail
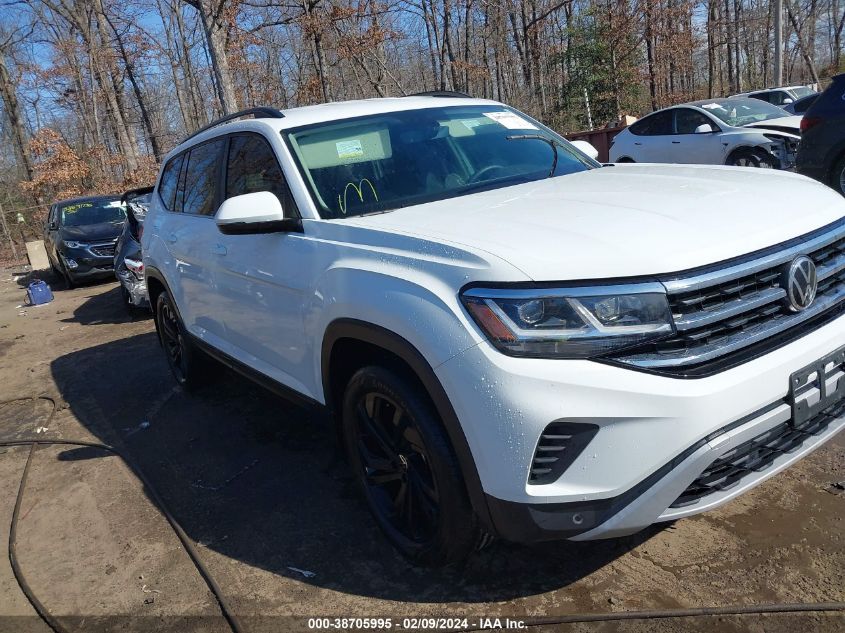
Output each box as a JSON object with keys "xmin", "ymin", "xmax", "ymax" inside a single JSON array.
[
  {"xmin": 408, "ymin": 90, "xmax": 472, "ymax": 98},
  {"xmin": 181, "ymin": 106, "xmax": 285, "ymax": 145}
]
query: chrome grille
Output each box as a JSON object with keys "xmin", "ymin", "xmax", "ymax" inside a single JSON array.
[
  {"xmin": 90, "ymin": 242, "xmax": 116, "ymax": 257},
  {"xmin": 614, "ymin": 222, "xmax": 845, "ymax": 373}
]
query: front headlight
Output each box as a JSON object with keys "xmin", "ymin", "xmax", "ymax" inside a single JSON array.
[
  {"xmin": 63, "ymin": 240, "xmax": 88, "ymax": 249},
  {"xmin": 461, "ymin": 284, "xmax": 673, "ymax": 358}
]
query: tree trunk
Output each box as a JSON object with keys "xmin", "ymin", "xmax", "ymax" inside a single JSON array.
[
  {"xmin": 105, "ymin": 14, "xmax": 162, "ymax": 161},
  {"xmin": 786, "ymin": 0, "xmax": 821, "ymax": 85},
  {"xmin": 0, "ymin": 55, "xmax": 34, "ymax": 181},
  {"xmin": 189, "ymin": 0, "xmax": 239, "ymax": 114}
]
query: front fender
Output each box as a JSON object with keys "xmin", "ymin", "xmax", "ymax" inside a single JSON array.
[{"xmin": 307, "ymin": 265, "xmax": 485, "ymax": 402}]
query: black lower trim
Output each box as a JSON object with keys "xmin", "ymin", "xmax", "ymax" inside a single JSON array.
[
  {"xmin": 485, "ymin": 397, "xmax": 795, "ymax": 543},
  {"xmin": 189, "ymin": 334, "xmax": 323, "ymax": 411}
]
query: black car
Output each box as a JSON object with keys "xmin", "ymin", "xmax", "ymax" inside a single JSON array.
[
  {"xmin": 114, "ymin": 187, "xmax": 152, "ymax": 311},
  {"xmin": 44, "ymin": 195, "xmax": 126, "ymax": 288},
  {"xmin": 797, "ymin": 73, "xmax": 845, "ymax": 196}
]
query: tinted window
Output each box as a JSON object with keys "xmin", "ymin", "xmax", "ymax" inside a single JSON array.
[
  {"xmin": 770, "ymin": 91, "xmax": 790, "ymax": 105},
  {"xmin": 182, "ymin": 140, "xmax": 225, "ymax": 216},
  {"xmin": 629, "ymin": 111, "xmax": 673, "ymax": 136},
  {"xmin": 749, "ymin": 92, "xmax": 773, "ymax": 104},
  {"xmin": 226, "ymin": 135, "xmax": 294, "ymax": 213},
  {"xmin": 158, "ymin": 155, "xmax": 183, "ymax": 211},
  {"xmin": 674, "ymin": 109, "xmax": 714, "ymax": 134}
]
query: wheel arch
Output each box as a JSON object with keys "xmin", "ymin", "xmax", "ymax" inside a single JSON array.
[
  {"xmin": 144, "ymin": 266, "xmax": 175, "ymax": 342},
  {"xmin": 321, "ymin": 318, "xmax": 494, "ymax": 531}
]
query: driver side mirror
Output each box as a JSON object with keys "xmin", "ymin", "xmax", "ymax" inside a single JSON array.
[
  {"xmin": 694, "ymin": 123, "xmax": 715, "ymax": 134},
  {"xmin": 47, "ymin": 221, "xmax": 58, "ymax": 230},
  {"xmin": 215, "ymin": 191, "xmax": 302, "ymax": 235},
  {"xmin": 570, "ymin": 140, "xmax": 600, "ymax": 161},
  {"xmin": 782, "ymin": 98, "xmax": 794, "ymax": 105}
]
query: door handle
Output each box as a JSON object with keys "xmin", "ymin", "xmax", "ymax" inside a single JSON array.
[
  {"xmin": 167, "ymin": 233, "xmax": 178, "ymax": 244},
  {"xmin": 672, "ymin": 141, "xmax": 681, "ymax": 144},
  {"xmin": 212, "ymin": 243, "xmax": 227, "ymax": 256},
  {"xmin": 634, "ymin": 142, "xmax": 642, "ymax": 146}
]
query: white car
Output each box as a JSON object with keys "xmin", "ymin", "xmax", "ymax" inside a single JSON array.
[
  {"xmin": 610, "ymin": 98, "xmax": 801, "ymax": 169},
  {"xmin": 732, "ymin": 85, "xmax": 817, "ymax": 107},
  {"xmin": 143, "ymin": 95, "xmax": 845, "ymax": 566}
]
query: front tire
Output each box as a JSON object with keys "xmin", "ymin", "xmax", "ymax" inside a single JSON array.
[
  {"xmin": 340, "ymin": 366, "xmax": 485, "ymax": 566},
  {"xmin": 727, "ymin": 148, "xmax": 776, "ymax": 168},
  {"xmin": 155, "ymin": 291, "xmax": 205, "ymax": 390}
]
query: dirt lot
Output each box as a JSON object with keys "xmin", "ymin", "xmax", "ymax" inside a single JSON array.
[{"xmin": 0, "ymin": 270, "xmax": 843, "ymax": 633}]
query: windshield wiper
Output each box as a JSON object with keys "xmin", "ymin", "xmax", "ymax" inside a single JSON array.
[
  {"xmin": 506, "ymin": 134, "xmax": 562, "ymax": 177},
  {"xmin": 457, "ymin": 173, "xmax": 538, "ymax": 196}
]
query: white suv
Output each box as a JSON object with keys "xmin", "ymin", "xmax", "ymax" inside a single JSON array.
[{"xmin": 143, "ymin": 95, "xmax": 845, "ymax": 566}]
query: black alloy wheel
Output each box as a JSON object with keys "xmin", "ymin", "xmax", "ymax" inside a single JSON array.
[
  {"xmin": 353, "ymin": 390, "xmax": 440, "ymax": 546},
  {"xmin": 155, "ymin": 291, "xmax": 205, "ymax": 390},
  {"xmin": 341, "ymin": 366, "xmax": 485, "ymax": 566}
]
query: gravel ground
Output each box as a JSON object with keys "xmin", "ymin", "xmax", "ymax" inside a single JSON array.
[{"xmin": 0, "ymin": 270, "xmax": 842, "ymax": 633}]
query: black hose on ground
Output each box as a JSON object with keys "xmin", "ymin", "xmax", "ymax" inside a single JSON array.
[
  {"xmin": 2, "ymin": 397, "xmax": 844, "ymax": 632},
  {"xmin": 0, "ymin": 396, "xmax": 243, "ymax": 633}
]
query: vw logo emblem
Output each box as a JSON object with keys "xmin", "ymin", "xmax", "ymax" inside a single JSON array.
[{"xmin": 783, "ymin": 256, "xmax": 817, "ymax": 312}]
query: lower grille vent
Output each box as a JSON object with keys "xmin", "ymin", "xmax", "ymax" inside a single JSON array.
[
  {"xmin": 671, "ymin": 399, "xmax": 845, "ymax": 508},
  {"xmin": 529, "ymin": 421, "xmax": 598, "ymax": 485}
]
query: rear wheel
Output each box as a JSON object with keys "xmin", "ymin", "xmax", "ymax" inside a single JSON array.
[
  {"xmin": 155, "ymin": 291, "xmax": 206, "ymax": 390},
  {"xmin": 341, "ymin": 366, "xmax": 485, "ymax": 566}
]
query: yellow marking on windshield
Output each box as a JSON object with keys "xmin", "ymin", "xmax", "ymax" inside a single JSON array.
[{"xmin": 338, "ymin": 179, "xmax": 379, "ymax": 215}]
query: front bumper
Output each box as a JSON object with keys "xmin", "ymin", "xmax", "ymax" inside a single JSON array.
[
  {"xmin": 61, "ymin": 249, "xmax": 115, "ymax": 279},
  {"xmin": 436, "ymin": 312, "xmax": 845, "ymax": 542},
  {"xmin": 116, "ymin": 268, "xmax": 148, "ymax": 306}
]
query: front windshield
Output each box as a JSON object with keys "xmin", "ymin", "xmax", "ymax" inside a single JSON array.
[
  {"xmin": 284, "ymin": 105, "xmax": 595, "ymax": 219},
  {"xmin": 60, "ymin": 199, "xmax": 125, "ymax": 227},
  {"xmin": 697, "ymin": 99, "xmax": 789, "ymax": 126},
  {"xmin": 791, "ymin": 86, "xmax": 815, "ymax": 98}
]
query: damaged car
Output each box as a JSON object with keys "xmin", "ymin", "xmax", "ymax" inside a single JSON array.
[
  {"xmin": 610, "ymin": 98, "xmax": 800, "ymax": 169},
  {"xmin": 114, "ymin": 186, "xmax": 152, "ymax": 311}
]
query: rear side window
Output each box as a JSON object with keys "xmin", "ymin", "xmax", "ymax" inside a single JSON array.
[
  {"xmin": 158, "ymin": 155, "xmax": 183, "ymax": 211},
  {"xmin": 226, "ymin": 135, "xmax": 296, "ymax": 214},
  {"xmin": 629, "ymin": 111, "xmax": 673, "ymax": 136},
  {"xmin": 182, "ymin": 140, "xmax": 225, "ymax": 216}
]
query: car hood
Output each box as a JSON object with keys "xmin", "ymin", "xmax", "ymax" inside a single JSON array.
[
  {"xmin": 60, "ymin": 221, "xmax": 123, "ymax": 243},
  {"xmin": 742, "ymin": 115, "xmax": 802, "ymax": 134},
  {"xmin": 345, "ymin": 165, "xmax": 845, "ymax": 282}
]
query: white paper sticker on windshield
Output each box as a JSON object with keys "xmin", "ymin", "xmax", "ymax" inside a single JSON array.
[
  {"xmin": 107, "ymin": 200, "xmax": 123, "ymax": 207},
  {"xmin": 482, "ymin": 111, "xmax": 538, "ymax": 130},
  {"xmin": 700, "ymin": 103, "xmax": 721, "ymax": 110},
  {"xmin": 336, "ymin": 139, "xmax": 364, "ymax": 159}
]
